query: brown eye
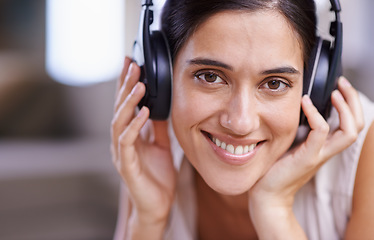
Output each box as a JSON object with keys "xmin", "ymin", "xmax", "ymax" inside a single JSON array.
[
  {"xmin": 267, "ymin": 80, "xmax": 281, "ymax": 89},
  {"xmin": 196, "ymin": 71, "xmax": 224, "ymax": 83},
  {"xmin": 205, "ymin": 73, "xmax": 218, "ymax": 82},
  {"xmin": 262, "ymin": 79, "xmax": 290, "ymax": 91}
]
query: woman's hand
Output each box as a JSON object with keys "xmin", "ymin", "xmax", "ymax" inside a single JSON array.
[
  {"xmin": 248, "ymin": 77, "xmax": 364, "ymax": 239},
  {"xmin": 111, "ymin": 57, "xmax": 176, "ymax": 239}
]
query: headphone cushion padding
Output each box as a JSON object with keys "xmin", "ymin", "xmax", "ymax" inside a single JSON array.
[
  {"xmin": 310, "ymin": 40, "xmax": 331, "ymax": 117},
  {"xmin": 148, "ymin": 31, "xmax": 172, "ymax": 120}
]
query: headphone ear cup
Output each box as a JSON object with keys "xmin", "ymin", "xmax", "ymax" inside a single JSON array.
[
  {"xmin": 147, "ymin": 31, "xmax": 172, "ymax": 120},
  {"xmin": 300, "ymin": 38, "xmax": 330, "ymax": 125},
  {"xmin": 310, "ymin": 39, "xmax": 331, "ymax": 118}
]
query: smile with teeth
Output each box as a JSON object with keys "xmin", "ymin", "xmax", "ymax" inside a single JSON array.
[{"xmin": 210, "ymin": 136, "xmax": 258, "ymax": 155}]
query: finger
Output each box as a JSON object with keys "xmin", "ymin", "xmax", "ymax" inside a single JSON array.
[
  {"xmin": 116, "ymin": 57, "xmax": 132, "ymax": 98},
  {"xmin": 111, "ymin": 82, "xmax": 146, "ymax": 159},
  {"xmin": 117, "ymin": 106, "xmax": 150, "ymax": 179},
  {"xmin": 331, "ymin": 89, "xmax": 356, "ymax": 135},
  {"xmin": 115, "ymin": 82, "xmax": 146, "ymax": 130},
  {"xmin": 322, "ymin": 89, "xmax": 358, "ymax": 158},
  {"xmin": 114, "ymin": 62, "xmax": 141, "ymax": 112},
  {"xmin": 152, "ymin": 120, "xmax": 170, "ymax": 149},
  {"xmin": 111, "ymin": 58, "xmax": 134, "ymax": 161},
  {"xmin": 301, "ymin": 95, "xmax": 330, "ymax": 154},
  {"xmin": 337, "ymin": 77, "xmax": 364, "ymax": 131}
]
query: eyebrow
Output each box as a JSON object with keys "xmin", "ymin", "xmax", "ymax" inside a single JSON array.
[
  {"xmin": 261, "ymin": 67, "xmax": 300, "ymax": 75},
  {"xmin": 188, "ymin": 58, "xmax": 234, "ymax": 71},
  {"xmin": 188, "ymin": 58, "xmax": 300, "ymax": 76}
]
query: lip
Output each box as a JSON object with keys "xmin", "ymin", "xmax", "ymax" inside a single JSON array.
[{"xmin": 202, "ymin": 131, "xmax": 263, "ymax": 166}]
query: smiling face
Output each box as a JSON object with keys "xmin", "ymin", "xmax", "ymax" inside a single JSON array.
[{"xmin": 171, "ymin": 10, "xmax": 304, "ymax": 195}]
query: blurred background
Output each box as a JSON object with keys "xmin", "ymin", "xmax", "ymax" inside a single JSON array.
[{"xmin": 0, "ymin": 0, "xmax": 373, "ymax": 239}]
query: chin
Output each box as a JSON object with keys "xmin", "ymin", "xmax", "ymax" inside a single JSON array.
[
  {"xmin": 202, "ymin": 172, "xmax": 258, "ymax": 196},
  {"xmin": 214, "ymin": 186, "xmax": 250, "ymax": 196}
]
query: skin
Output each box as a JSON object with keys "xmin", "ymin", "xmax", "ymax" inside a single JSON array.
[
  {"xmin": 345, "ymin": 122, "xmax": 374, "ymax": 239},
  {"xmin": 171, "ymin": 10, "xmax": 303, "ymax": 196},
  {"xmin": 111, "ymin": 9, "xmax": 368, "ymax": 240}
]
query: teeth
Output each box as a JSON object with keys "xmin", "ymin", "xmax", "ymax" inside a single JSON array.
[
  {"xmin": 244, "ymin": 145, "xmax": 249, "ymax": 154},
  {"xmin": 216, "ymin": 138, "xmax": 221, "ymax": 147},
  {"xmin": 235, "ymin": 145, "xmax": 243, "ymax": 155},
  {"xmin": 221, "ymin": 141, "xmax": 226, "ymax": 150},
  {"xmin": 212, "ymin": 137, "xmax": 257, "ymax": 155},
  {"xmin": 226, "ymin": 144, "xmax": 235, "ymax": 154}
]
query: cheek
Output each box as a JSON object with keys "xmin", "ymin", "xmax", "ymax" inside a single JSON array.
[
  {"xmin": 255, "ymin": 96, "xmax": 301, "ymax": 176},
  {"xmin": 171, "ymin": 77, "xmax": 207, "ymax": 139},
  {"xmin": 262, "ymin": 95, "xmax": 301, "ymax": 142},
  {"xmin": 170, "ymin": 79, "xmax": 215, "ymax": 164},
  {"xmin": 171, "ymin": 81, "xmax": 198, "ymax": 125},
  {"xmin": 171, "ymin": 76, "xmax": 221, "ymax": 128}
]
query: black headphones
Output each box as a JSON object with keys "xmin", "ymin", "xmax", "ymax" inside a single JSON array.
[
  {"xmin": 133, "ymin": 0, "xmax": 172, "ymax": 120},
  {"xmin": 133, "ymin": 0, "xmax": 343, "ymax": 123},
  {"xmin": 302, "ymin": 0, "xmax": 343, "ymax": 124}
]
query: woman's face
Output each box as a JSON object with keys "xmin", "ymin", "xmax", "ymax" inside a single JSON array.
[{"xmin": 171, "ymin": 10, "xmax": 304, "ymax": 195}]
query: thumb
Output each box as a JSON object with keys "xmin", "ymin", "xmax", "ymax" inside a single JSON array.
[{"xmin": 152, "ymin": 120, "xmax": 170, "ymax": 149}]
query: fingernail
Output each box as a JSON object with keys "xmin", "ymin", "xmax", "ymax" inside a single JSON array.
[
  {"xmin": 128, "ymin": 62, "xmax": 135, "ymax": 74},
  {"xmin": 131, "ymin": 82, "xmax": 140, "ymax": 95},
  {"xmin": 303, "ymin": 95, "xmax": 313, "ymax": 105},
  {"xmin": 125, "ymin": 56, "xmax": 131, "ymax": 63},
  {"xmin": 124, "ymin": 57, "xmax": 131, "ymax": 66},
  {"xmin": 340, "ymin": 77, "xmax": 352, "ymax": 88},
  {"xmin": 137, "ymin": 106, "xmax": 147, "ymax": 118},
  {"xmin": 332, "ymin": 90, "xmax": 344, "ymax": 101}
]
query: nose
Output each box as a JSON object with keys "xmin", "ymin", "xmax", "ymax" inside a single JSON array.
[{"xmin": 219, "ymin": 91, "xmax": 260, "ymax": 135}]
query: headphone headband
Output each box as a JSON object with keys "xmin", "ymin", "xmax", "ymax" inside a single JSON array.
[
  {"xmin": 142, "ymin": 0, "xmax": 153, "ymax": 6},
  {"xmin": 143, "ymin": 3, "xmax": 158, "ymax": 97},
  {"xmin": 329, "ymin": 0, "xmax": 341, "ymax": 12},
  {"xmin": 135, "ymin": 0, "xmax": 343, "ymax": 121}
]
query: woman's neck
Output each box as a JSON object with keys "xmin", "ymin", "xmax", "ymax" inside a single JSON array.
[{"xmin": 194, "ymin": 170, "xmax": 257, "ymax": 239}]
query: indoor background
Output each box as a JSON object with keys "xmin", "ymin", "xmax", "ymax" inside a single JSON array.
[{"xmin": 0, "ymin": 0, "xmax": 373, "ymax": 239}]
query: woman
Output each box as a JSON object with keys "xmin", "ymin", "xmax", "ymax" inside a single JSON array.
[{"xmin": 111, "ymin": 0, "xmax": 374, "ymax": 239}]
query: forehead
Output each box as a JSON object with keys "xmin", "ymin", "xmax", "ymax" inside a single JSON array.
[{"xmin": 175, "ymin": 10, "xmax": 303, "ymax": 70}]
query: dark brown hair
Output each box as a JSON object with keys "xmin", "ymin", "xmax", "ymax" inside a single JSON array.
[{"xmin": 161, "ymin": 0, "xmax": 316, "ymax": 65}]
